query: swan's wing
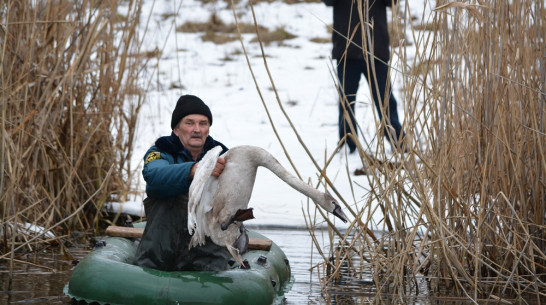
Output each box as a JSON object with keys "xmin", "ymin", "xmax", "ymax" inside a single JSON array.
[
  {"xmin": 191, "ymin": 178, "xmax": 218, "ymax": 247},
  {"xmin": 188, "ymin": 145, "xmax": 223, "ymax": 234}
]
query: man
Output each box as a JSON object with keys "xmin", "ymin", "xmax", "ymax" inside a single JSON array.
[
  {"xmin": 323, "ymin": 0, "xmax": 405, "ymax": 153},
  {"xmin": 133, "ymin": 94, "xmax": 231, "ymax": 271}
]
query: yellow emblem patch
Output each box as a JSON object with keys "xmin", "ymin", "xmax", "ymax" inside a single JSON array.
[{"xmin": 145, "ymin": 152, "xmax": 161, "ymax": 164}]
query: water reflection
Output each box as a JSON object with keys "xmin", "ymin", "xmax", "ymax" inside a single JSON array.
[
  {"xmin": 0, "ymin": 251, "xmax": 77, "ymax": 304},
  {"xmin": 0, "ymin": 228, "xmax": 505, "ymax": 305},
  {"xmin": 0, "ymin": 228, "xmax": 391, "ymax": 305},
  {"xmin": 2, "ymin": 228, "xmax": 333, "ymax": 305}
]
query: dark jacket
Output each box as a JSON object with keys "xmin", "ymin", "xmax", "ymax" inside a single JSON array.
[
  {"xmin": 142, "ymin": 133, "xmax": 228, "ymax": 198},
  {"xmin": 323, "ymin": 0, "xmax": 397, "ymax": 62},
  {"xmin": 133, "ymin": 134, "xmax": 230, "ymax": 271}
]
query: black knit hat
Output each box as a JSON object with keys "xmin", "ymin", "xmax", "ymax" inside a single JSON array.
[{"xmin": 171, "ymin": 95, "xmax": 213, "ymax": 129}]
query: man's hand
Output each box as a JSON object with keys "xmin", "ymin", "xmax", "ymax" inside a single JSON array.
[
  {"xmin": 190, "ymin": 163, "xmax": 198, "ymax": 179},
  {"xmin": 211, "ymin": 157, "xmax": 226, "ymax": 177},
  {"xmin": 190, "ymin": 157, "xmax": 226, "ymax": 179}
]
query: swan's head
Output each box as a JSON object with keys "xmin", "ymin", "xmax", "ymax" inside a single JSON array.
[
  {"xmin": 318, "ymin": 193, "xmax": 348, "ymax": 223},
  {"xmin": 226, "ymin": 245, "xmax": 245, "ymax": 267}
]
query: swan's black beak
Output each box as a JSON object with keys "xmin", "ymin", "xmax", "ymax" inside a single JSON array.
[
  {"xmin": 233, "ymin": 226, "xmax": 249, "ymax": 255},
  {"xmin": 333, "ymin": 204, "xmax": 348, "ymax": 223}
]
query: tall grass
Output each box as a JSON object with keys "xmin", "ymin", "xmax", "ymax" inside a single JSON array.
[
  {"xmin": 1, "ymin": 0, "xmax": 542, "ymax": 302},
  {"xmin": 0, "ymin": 0, "xmax": 145, "ymax": 259},
  {"xmin": 225, "ymin": 0, "xmax": 544, "ymax": 301},
  {"xmin": 313, "ymin": 0, "xmax": 545, "ymax": 302}
]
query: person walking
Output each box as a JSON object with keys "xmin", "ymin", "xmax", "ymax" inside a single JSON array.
[{"xmin": 323, "ymin": 0, "xmax": 405, "ymax": 153}]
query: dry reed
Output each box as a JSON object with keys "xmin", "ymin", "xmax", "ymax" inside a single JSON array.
[
  {"xmin": 1, "ymin": 0, "xmax": 542, "ymax": 303},
  {"xmin": 225, "ymin": 0, "xmax": 544, "ymax": 302},
  {"xmin": 310, "ymin": 0, "xmax": 545, "ymax": 303},
  {"xmin": 0, "ymin": 0, "xmax": 145, "ymax": 265}
]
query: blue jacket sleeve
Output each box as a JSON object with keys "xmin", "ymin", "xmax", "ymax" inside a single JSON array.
[{"xmin": 142, "ymin": 149, "xmax": 195, "ymax": 198}]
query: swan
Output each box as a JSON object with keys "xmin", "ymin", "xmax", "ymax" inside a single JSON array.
[{"xmin": 188, "ymin": 145, "xmax": 348, "ymax": 266}]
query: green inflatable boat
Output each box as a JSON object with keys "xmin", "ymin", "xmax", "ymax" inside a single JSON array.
[{"xmin": 64, "ymin": 229, "xmax": 292, "ymax": 305}]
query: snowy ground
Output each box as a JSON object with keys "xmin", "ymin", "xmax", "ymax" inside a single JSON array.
[{"xmin": 109, "ymin": 0, "xmax": 435, "ymax": 230}]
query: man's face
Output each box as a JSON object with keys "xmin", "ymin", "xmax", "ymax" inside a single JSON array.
[{"xmin": 173, "ymin": 114, "xmax": 210, "ymax": 151}]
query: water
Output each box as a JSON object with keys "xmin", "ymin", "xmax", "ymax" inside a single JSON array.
[
  {"xmin": 257, "ymin": 228, "xmax": 330, "ymax": 304},
  {"xmin": 0, "ymin": 228, "xmax": 350, "ymax": 305},
  {"xmin": 0, "ymin": 229, "xmax": 509, "ymax": 305},
  {"xmin": 5, "ymin": 227, "xmax": 505, "ymax": 305},
  {"xmin": 0, "ymin": 249, "xmax": 77, "ymax": 304}
]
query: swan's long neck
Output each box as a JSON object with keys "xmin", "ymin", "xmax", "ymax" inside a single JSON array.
[{"xmin": 253, "ymin": 148, "xmax": 323, "ymax": 202}]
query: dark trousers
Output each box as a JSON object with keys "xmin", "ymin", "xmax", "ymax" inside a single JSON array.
[
  {"xmin": 337, "ymin": 57, "xmax": 404, "ymax": 152},
  {"xmin": 133, "ymin": 194, "xmax": 230, "ymax": 272}
]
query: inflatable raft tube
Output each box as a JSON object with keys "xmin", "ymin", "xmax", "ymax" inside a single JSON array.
[{"xmin": 64, "ymin": 230, "xmax": 292, "ymax": 305}]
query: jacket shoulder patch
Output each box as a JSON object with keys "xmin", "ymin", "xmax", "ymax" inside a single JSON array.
[{"xmin": 145, "ymin": 152, "xmax": 161, "ymax": 164}]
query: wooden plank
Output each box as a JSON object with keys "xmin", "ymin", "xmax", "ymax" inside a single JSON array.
[
  {"xmin": 105, "ymin": 226, "xmax": 143, "ymax": 238},
  {"xmin": 248, "ymin": 238, "xmax": 272, "ymax": 251},
  {"xmin": 105, "ymin": 226, "xmax": 272, "ymax": 251}
]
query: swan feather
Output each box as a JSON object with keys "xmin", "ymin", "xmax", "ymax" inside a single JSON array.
[
  {"xmin": 187, "ymin": 145, "xmax": 347, "ymax": 266},
  {"xmin": 188, "ymin": 145, "xmax": 222, "ymax": 239}
]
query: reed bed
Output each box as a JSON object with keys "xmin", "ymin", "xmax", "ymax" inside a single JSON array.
[
  {"xmin": 1, "ymin": 0, "xmax": 543, "ymax": 303},
  {"xmin": 0, "ymin": 0, "xmax": 145, "ymax": 265},
  {"xmin": 305, "ymin": 0, "xmax": 546, "ymax": 303},
  {"xmin": 225, "ymin": 0, "xmax": 545, "ymax": 302}
]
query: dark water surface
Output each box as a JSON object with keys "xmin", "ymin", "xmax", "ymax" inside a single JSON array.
[
  {"xmin": 0, "ymin": 228, "xmax": 478, "ymax": 305},
  {"xmin": 0, "ymin": 228, "xmax": 347, "ymax": 305}
]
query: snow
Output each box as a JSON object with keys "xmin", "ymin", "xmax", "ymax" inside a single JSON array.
[{"xmin": 107, "ymin": 0, "xmax": 433, "ymax": 230}]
